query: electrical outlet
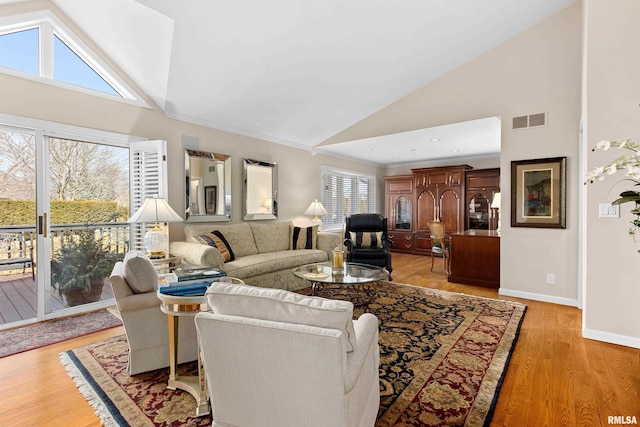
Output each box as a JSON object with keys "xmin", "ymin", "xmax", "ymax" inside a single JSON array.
[{"xmin": 546, "ymin": 273, "xmax": 555, "ymax": 285}]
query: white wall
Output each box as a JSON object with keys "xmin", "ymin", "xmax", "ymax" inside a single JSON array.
[{"xmin": 583, "ymin": 0, "xmax": 640, "ymax": 347}]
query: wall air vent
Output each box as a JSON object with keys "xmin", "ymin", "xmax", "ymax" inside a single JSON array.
[
  {"xmin": 512, "ymin": 112, "xmax": 547, "ymax": 130},
  {"xmin": 528, "ymin": 112, "xmax": 546, "ymax": 127},
  {"xmin": 512, "ymin": 115, "xmax": 528, "ymax": 129}
]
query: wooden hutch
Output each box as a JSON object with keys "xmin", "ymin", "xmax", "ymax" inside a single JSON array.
[{"xmin": 385, "ymin": 166, "xmax": 501, "ymax": 288}]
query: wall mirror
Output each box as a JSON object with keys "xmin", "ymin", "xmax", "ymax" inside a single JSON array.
[
  {"xmin": 185, "ymin": 149, "xmax": 231, "ymax": 222},
  {"xmin": 243, "ymin": 158, "xmax": 277, "ymax": 220}
]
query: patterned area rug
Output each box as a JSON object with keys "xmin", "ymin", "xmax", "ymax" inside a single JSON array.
[
  {"xmin": 60, "ymin": 282, "xmax": 526, "ymax": 427},
  {"xmin": 0, "ymin": 309, "xmax": 122, "ymax": 358}
]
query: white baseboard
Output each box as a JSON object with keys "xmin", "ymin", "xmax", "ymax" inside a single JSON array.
[
  {"xmin": 499, "ymin": 288, "xmax": 640, "ymax": 348},
  {"xmin": 583, "ymin": 328, "xmax": 640, "ymax": 349},
  {"xmin": 498, "ymin": 288, "xmax": 579, "ymax": 307}
]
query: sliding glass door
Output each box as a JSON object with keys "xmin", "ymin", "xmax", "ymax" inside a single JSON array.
[
  {"xmin": 0, "ymin": 126, "xmax": 38, "ymax": 326},
  {"xmin": 0, "ymin": 125, "xmax": 131, "ymax": 329},
  {"xmin": 47, "ymin": 137, "xmax": 130, "ymax": 315}
]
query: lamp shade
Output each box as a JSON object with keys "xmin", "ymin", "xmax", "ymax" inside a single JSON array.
[
  {"xmin": 128, "ymin": 196, "xmax": 183, "ymax": 224},
  {"xmin": 304, "ymin": 199, "xmax": 328, "ymax": 219},
  {"xmin": 490, "ymin": 192, "xmax": 501, "ymax": 209},
  {"xmin": 128, "ymin": 196, "xmax": 183, "ymax": 258}
]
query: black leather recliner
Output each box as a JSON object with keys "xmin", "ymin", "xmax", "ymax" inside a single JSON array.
[{"xmin": 344, "ymin": 213, "xmax": 393, "ymax": 280}]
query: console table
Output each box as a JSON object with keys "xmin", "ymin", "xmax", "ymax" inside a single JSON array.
[{"xmin": 448, "ymin": 230, "xmax": 500, "ymax": 288}]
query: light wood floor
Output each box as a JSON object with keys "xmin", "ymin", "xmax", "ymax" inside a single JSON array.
[{"xmin": 0, "ymin": 253, "xmax": 638, "ymax": 427}]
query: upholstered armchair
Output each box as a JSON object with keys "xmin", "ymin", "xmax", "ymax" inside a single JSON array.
[
  {"xmin": 195, "ymin": 282, "xmax": 380, "ymax": 427},
  {"xmin": 344, "ymin": 213, "xmax": 393, "ymax": 280},
  {"xmin": 109, "ymin": 251, "xmax": 198, "ymax": 375}
]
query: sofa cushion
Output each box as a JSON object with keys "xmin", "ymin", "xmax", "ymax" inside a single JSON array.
[
  {"xmin": 206, "ymin": 282, "xmax": 357, "ymax": 352},
  {"xmin": 349, "ymin": 231, "xmax": 383, "ymax": 248},
  {"xmin": 185, "ymin": 223, "xmax": 258, "ymax": 258},
  {"xmin": 290, "ymin": 225, "xmax": 318, "ymax": 250},
  {"xmin": 194, "ymin": 231, "xmax": 235, "ymax": 262},
  {"xmin": 122, "ymin": 251, "xmax": 158, "ymax": 293},
  {"xmin": 250, "ymin": 221, "xmax": 291, "ymax": 253},
  {"xmin": 222, "ymin": 249, "xmax": 327, "ymax": 280}
]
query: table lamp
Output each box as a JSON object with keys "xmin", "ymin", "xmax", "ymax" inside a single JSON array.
[
  {"xmin": 490, "ymin": 192, "xmax": 501, "ymax": 232},
  {"xmin": 304, "ymin": 199, "xmax": 328, "ymax": 230},
  {"xmin": 128, "ymin": 196, "xmax": 183, "ymax": 258}
]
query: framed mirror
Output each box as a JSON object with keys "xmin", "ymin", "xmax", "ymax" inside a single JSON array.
[
  {"xmin": 185, "ymin": 149, "xmax": 231, "ymax": 222},
  {"xmin": 243, "ymin": 158, "xmax": 277, "ymax": 220}
]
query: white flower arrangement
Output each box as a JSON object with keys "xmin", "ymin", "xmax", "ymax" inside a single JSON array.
[{"xmin": 585, "ymin": 139, "xmax": 640, "ymax": 237}]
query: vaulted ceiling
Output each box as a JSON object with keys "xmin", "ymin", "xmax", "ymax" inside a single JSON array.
[{"xmin": 49, "ymin": 0, "xmax": 574, "ymax": 164}]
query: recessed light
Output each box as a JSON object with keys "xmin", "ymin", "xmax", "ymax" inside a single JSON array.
[
  {"xmin": 365, "ymin": 148, "xmax": 374, "ymax": 152},
  {"xmin": 410, "ymin": 148, "xmax": 417, "ymax": 152},
  {"xmin": 392, "ymin": 156, "xmax": 400, "ymax": 160},
  {"xmin": 451, "ymin": 149, "xmax": 460, "ymax": 153},
  {"xmin": 431, "ymin": 138, "xmax": 440, "ymax": 142}
]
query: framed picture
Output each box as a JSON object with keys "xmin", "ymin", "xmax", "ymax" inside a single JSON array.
[
  {"xmin": 205, "ymin": 186, "xmax": 217, "ymax": 215},
  {"xmin": 511, "ymin": 157, "xmax": 566, "ymax": 229}
]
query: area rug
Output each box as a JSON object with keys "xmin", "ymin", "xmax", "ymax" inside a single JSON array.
[
  {"xmin": 1, "ymin": 309, "xmax": 122, "ymax": 358},
  {"xmin": 60, "ymin": 282, "xmax": 526, "ymax": 427}
]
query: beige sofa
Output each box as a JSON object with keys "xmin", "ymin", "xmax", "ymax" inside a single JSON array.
[{"xmin": 169, "ymin": 221, "xmax": 340, "ymax": 291}]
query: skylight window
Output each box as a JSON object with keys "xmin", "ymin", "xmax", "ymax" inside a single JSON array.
[{"xmin": 0, "ymin": 11, "xmax": 141, "ymax": 102}]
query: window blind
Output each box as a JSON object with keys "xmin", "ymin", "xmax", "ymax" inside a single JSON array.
[{"xmin": 321, "ymin": 166, "xmax": 376, "ymax": 230}]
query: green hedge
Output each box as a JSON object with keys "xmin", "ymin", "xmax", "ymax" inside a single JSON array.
[{"xmin": 0, "ymin": 200, "xmax": 128, "ymax": 226}]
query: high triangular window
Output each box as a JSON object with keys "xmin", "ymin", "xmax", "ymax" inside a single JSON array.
[
  {"xmin": 53, "ymin": 35, "xmax": 119, "ymax": 96},
  {"xmin": 0, "ymin": 11, "xmax": 140, "ymax": 101}
]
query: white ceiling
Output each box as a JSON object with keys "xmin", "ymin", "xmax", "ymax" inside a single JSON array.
[{"xmin": 49, "ymin": 0, "xmax": 574, "ymax": 165}]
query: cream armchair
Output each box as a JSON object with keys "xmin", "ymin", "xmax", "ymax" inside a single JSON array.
[
  {"xmin": 195, "ymin": 283, "xmax": 380, "ymax": 427},
  {"xmin": 109, "ymin": 251, "xmax": 198, "ymax": 375}
]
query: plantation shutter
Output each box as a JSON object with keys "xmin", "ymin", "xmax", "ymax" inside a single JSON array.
[
  {"xmin": 321, "ymin": 166, "xmax": 376, "ymax": 230},
  {"xmin": 129, "ymin": 140, "xmax": 168, "ymax": 251}
]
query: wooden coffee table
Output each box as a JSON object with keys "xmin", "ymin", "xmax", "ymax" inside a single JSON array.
[{"xmin": 293, "ymin": 262, "xmax": 389, "ymax": 307}]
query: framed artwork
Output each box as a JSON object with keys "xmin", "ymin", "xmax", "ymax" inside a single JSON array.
[
  {"xmin": 511, "ymin": 157, "xmax": 566, "ymax": 229},
  {"xmin": 205, "ymin": 185, "xmax": 217, "ymax": 215}
]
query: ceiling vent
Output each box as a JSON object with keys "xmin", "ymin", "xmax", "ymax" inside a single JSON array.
[{"xmin": 512, "ymin": 112, "xmax": 547, "ymax": 130}]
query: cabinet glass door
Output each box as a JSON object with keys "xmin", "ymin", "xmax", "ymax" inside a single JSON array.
[
  {"xmin": 394, "ymin": 196, "xmax": 412, "ymax": 230},
  {"xmin": 469, "ymin": 194, "xmax": 490, "ymax": 229}
]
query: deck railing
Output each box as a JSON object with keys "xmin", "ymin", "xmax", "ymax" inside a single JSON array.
[{"xmin": 0, "ymin": 223, "xmax": 131, "ymax": 268}]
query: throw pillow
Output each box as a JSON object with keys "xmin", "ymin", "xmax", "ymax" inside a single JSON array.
[
  {"xmin": 194, "ymin": 231, "xmax": 235, "ymax": 262},
  {"xmin": 122, "ymin": 251, "xmax": 158, "ymax": 293},
  {"xmin": 349, "ymin": 231, "xmax": 383, "ymax": 248},
  {"xmin": 290, "ymin": 224, "xmax": 318, "ymax": 250},
  {"xmin": 206, "ymin": 282, "xmax": 357, "ymax": 352}
]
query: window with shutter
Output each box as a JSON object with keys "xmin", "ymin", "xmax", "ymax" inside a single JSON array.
[
  {"xmin": 129, "ymin": 140, "xmax": 168, "ymax": 252},
  {"xmin": 321, "ymin": 166, "xmax": 376, "ymax": 231}
]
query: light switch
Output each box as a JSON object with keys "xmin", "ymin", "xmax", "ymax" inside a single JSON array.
[{"xmin": 599, "ymin": 203, "xmax": 620, "ymax": 218}]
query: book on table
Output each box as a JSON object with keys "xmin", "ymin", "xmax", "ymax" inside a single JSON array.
[{"xmin": 173, "ymin": 267, "xmax": 226, "ymax": 282}]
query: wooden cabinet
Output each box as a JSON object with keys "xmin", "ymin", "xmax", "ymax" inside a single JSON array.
[
  {"xmin": 448, "ymin": 230, "xmax": 500, "ymax": 288},
  {"xmin": 413, "ymin": 165, "xmax": 471, "ymax": 254},
  {"xmin": 385, "ymin": 166, "xmax": 471, "ymax": 256},
  {"xmin": 385, "ymin": 175, "xmax": 413, "ymax": 232},
  {"xmin": 388, "ymin": 230, "xmax": 414, "ymax": 253},
  {"xmin": 466, "ymin": 168, "xmax": 500, "ymax": 230},
  {"xmin": 385, "ymin": 175, "xmax": 415, "ymax": 253}
]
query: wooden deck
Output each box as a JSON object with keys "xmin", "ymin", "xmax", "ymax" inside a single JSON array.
[{"xmin": 0, "ymin": 270, "xmax": 115, "ymax": 325}]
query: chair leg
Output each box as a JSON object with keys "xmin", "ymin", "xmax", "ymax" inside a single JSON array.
[{"xmin": 430, "ymin": 253, "xmax": 435, "ymax": 271}]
